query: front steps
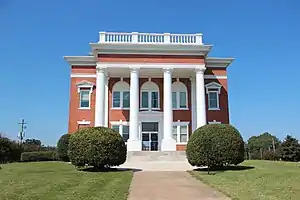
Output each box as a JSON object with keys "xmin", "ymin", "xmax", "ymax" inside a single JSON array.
[
  {"xmin": 118, "ymin": 151, "xmax": 196, "ymax": 171},
  {"xmin": 126, "ymin": 151, "xmax": 188, "ymax": 162}
]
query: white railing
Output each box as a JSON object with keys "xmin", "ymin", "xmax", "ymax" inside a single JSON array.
[{"xmin": 98, "ymin": 32, "xmax": 203, "ymax": 45}]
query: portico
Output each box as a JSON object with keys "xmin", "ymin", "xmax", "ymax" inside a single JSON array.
[{"xmin": 94, "ymin": 64, "xmax": 207, "ymax": 151}]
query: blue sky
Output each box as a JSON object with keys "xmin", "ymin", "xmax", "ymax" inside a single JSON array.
[{"xmin": 0, "ymin": 0, "xmax": 299, "ymax": 145}]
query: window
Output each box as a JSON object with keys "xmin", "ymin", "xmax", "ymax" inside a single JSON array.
[
  {"xmin": 140, "ymin": 81, "xmax": 160, "ymax": 110},
  {"xmin": 80, "ymin": 89, "xmax": 90, "ymax": 108},
  {"xmin": 76, "ymin": 80, "xmax": 94, "ymax": 109},
  {"xmin": 112, "ymin": 91, "xmax": 121, "ymax": 107},
  {"xmin": 205, "ymin": 82, "xmax": 222, "ymax": 110},
  {"xmin": 172, "ymin": 123, "xmax": 189, "ymax": 143},
  {"xmin": 111, "ymin": 123, "xmax": 129, "ymax": 143},
  {"xmin": 208, "ymin": 91, "xmax": 219, "ymax": 109},
  {"xmin": 172, "ymin": 81, "xmax": 188, "ymax": 110},
  {"xmin": 112, "ymin": 81, "xmax": 130, "ymax": 109}
]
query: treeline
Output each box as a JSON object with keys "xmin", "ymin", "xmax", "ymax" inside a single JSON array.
[
  {"xmin": 245, "ymin": 132, "xmax": 300, "ymax": 162},
  {"xmin": 0, "ymin": 133, "xmax": 56, "ymax": 163}
]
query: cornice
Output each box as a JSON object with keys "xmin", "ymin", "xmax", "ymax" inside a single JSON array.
[
  {"xmin": 205, "ymin": 57, "xmax": 234, "ymax": 68},
  {"xmin": 89, "ymin": 43, "xmax": 213, "ymax": 56},
  {"xmin": 64, "ymin": 56, "xmax": 96, "ymax": 66}
]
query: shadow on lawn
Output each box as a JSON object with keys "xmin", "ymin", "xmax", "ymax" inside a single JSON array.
[
  {"xmin": 80, "ymin": 167, "xmax": 142, "ymax": 173},
  {"xmin": 193, "ymin": 165, "xmax": 255, "ymax": 174}
]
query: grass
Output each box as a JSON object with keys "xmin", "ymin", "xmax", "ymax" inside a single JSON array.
[
  {"xmin": 0, "ymin": 162, "xmax": 133, "ymax": 200},
  {"xmin": 190, "ymin": 160, "xmax": 300, "ymax": 200}
]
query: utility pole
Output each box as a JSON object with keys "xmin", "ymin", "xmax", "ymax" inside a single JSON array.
[{"xmin": 18, "ymin": 119, "xmax": 27, "ymax": 145}]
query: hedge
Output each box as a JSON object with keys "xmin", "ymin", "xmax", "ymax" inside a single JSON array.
[
  {"xmin": 0, "ymin": 135, "xmax": 22, "ymax": 163},
  {"xmin": 56, "ymin": 134, "xmax": 71, "ymax": 162},
  {"xmin": 21, "ymin": 151, "xmax": 57, "ymax": 162},
  {"xmin": 68, "ymin": 126, "xmax": 127, "ymax": 168},
  {"xmin": 186, "ymin": 124, "xmax": 245, "ymax": 168}
]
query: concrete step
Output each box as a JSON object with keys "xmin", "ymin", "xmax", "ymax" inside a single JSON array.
[
  {"xmin": 118, "ymin": 161, "xmax": 196, "ymax": 171},
  {"xmin": 126, "ymin": 151, "xmax": 188, "ymax": 162}
]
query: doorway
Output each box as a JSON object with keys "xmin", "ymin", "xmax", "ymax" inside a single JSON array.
[{"xmin": 141, "ymin": 122, "xmax": 159, "ymax": 151}]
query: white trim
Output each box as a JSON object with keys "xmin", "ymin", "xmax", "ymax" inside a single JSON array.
[
  {"xmin": 64, "ymin": 56, "xmax": 96, "ymax": 66},
  {"xmin": 208, "ymin": 120, "xmax": 221, "ymax": 124},
  {"xmin": 64, "ymin": 56, "xmax": 234, "ymax": 69},
  {"xmin": 172, "ymin": 81, "xmax": 188, "ymax": 110},
  {"xmin": 110, "ymin": 121, "xmax": 130, "ymax": 126},
  {"xmin": 90, "ymin": 43, "xmax": 212, "ymax": 56},
  {"xmin": 110, "ymin": 121, "xmax": 130, "ymax": 144},
  {"xmin": 97, "ymin": 62, "xmax": 206, "ymax": 69},
  {"xmin": 71, "ymin": 74, "xmax": 97, "ymax": 78},
  {"xmin": 78, "ymin": 88, "xmax": 92, "ymax": 109},
  {"xmin": 204, "ymin": 75, "xmax": 227, "ymax": 79},
  {"xmin": 205, "ymin": 82, "xmax": 222, "ymax": 94},
  {"xmin": 172, "ymin": 122, "xmax": 189, "ymax": 144},
  {"xmin": 207, "ymin": 91, "xmax": 220, "ymax": 110},
  {"xmin": 206, "ymin": 57, "xmax": 234, "ymax": 68},
  {"xmin": 77, "ymin": 120, "xmax": 91, "ymax": 125},
  {"xmin": 112, "ymin": 81, "xmax": 130, "ymax": 109},
  {"xmin": 70, "ymin": 73, "xmax": 227, "ymax": 79},
  {"xmin": 104, "ymin": 76, "xmax": 109, "ymax": 127},
  {"xmin": 76, "ymin": 80, "xmax": 95, "ymax": 93}
]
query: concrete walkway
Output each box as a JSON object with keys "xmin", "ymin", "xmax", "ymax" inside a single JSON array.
[{"xmin": 127, "ymin": 171, "xmax": 230, "ymax": 200}]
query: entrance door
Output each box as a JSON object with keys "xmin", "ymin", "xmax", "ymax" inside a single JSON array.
[{"xmin": 141, "ymin": 122, "xmax": 158, "ymax": 151}]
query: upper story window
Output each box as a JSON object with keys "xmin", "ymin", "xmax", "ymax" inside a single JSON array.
[
  {"xmin": 205, "ymin": 82, "xmax": 222, "ymax": 110},
  {"xmin": 76, "ymin": 81, "xmax": 94, "ymax": 109},
  {"xmin": 140, "ymin": 80, "xmax": 160, "ymax": 110},
  {"xmin": 172, "ymin": 80, "xmax": 188, "ymax": 110},
  {"xmin": 112, "ymin": 80, "xmax": 130, "ymax": 109}
]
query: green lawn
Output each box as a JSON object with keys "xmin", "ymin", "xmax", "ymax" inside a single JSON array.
[
  {"xmin": 190, "ymin": 160, "xmax": 300, "ymax": 200},
  {"xmin": 0, "ymin": 162, "xmax": 133, "ymax": 200}
]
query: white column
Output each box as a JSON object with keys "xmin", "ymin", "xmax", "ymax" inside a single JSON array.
[
  {"xmin": 162, "ymin": 68, "xmax": 176, "ymax": 151},
  {"xmin": 190, "ymin": 77, "xmax": 197, "ymax": 132},
  {"xmin": 95, "ymin": 67, "xmax": 106, "ymax": 127},
  {"xmin": 127, "ymin": 67, "xmax": 142, "ymax": 151},
  {"xmin": 195, "ymin": 67, "xmax": 207, "ymax": 128},
  {"xmin": 104, "ymin": 76, "xmax": 109, "ymax": 127}
]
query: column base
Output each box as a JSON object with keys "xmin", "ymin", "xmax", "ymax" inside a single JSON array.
[
  {"xmin": 127, "ymin": 139, "xmax": 142, "ymax": 151},
  {"xmin": 161, "ymin": 138, "xmax": 177, "ymax": 151}
]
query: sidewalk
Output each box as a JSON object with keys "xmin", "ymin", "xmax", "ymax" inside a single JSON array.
[{"xmin": 127, "ymin": 171, "xmax": 230, "ymax": 200}]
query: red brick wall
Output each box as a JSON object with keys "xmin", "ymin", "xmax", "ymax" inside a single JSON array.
[
  {"xmin": 68, "ymin": 76, "xmax": 96, "ymax": 133},
  {"xmin": 68, "ymin": 56, "xmax": 230, "ymax": 150}
]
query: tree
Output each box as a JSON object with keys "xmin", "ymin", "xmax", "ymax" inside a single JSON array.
[
  {"xmin": 22, "ymin": 139, "xmax": 42, "ymax": 152},
  {"xmin": 247, "ymin": 132, "xmax": 281, "ymax": 160},
  {"xmin": 56, "ymin": 134, "xmax": 70, "ymax": 162},
  {"xmin": 186, "ymin": 124, "xmax": 245, "ymax": 170},
  {"xmin": 281, "ymin": 135, "xmax": 300, "ymax": 162},
  {"xmin": 68, "ymin": 127, "xmax": 127, "ymax": 169}
]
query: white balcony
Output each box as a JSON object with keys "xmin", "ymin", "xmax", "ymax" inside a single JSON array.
[{"xmin": 98, "ymin": 32, "xmax": 203, "ymax": 45}]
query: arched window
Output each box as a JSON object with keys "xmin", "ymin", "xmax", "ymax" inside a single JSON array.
[
  {"xmin": 140, "ymin": 80, "xmax": 160, "ymax": 110},
  {"xmin": 112, "ymin": 81, "xmax": 130, "ymax": 109},
  {"xmin": 172, "ymin": 81, "xmax": 188, "ymax": 109}
]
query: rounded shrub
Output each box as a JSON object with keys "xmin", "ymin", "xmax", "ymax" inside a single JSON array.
[
  {"xmin": 68, "ymin": 127, "xmax": 127, "ymax": 168},
  {"xmin": 186, "ymin": 124, "xmax": 244, "ymax": 168},
  {"xmin": 56, "ymin": 134, "xmax": 71, "ymax": 162}
]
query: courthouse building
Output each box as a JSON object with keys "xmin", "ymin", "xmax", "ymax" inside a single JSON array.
[{"xmin": 64, "ymin": 31, "xmax": 233, "ymax": 151}]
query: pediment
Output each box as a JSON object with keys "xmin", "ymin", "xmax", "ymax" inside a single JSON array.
[
  {"xmin": 76, "ymin": 80, "xmax": 95, "ymax": 87},
  {"xmin": 205, "ymin": 81, "xmax": 222, "ymax": 88}
]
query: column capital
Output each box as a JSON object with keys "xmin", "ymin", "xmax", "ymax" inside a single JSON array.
[
  {"xmin": 163, "ymin": 68, "xmax": 173, "ymax": 73},
  {"xmin": 195, "ymin": 67, "xmax": 206, "ymax": 74},
  {"xmin": 129, "ymin": 66, "xmax": 140, "ymax": 72}
]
